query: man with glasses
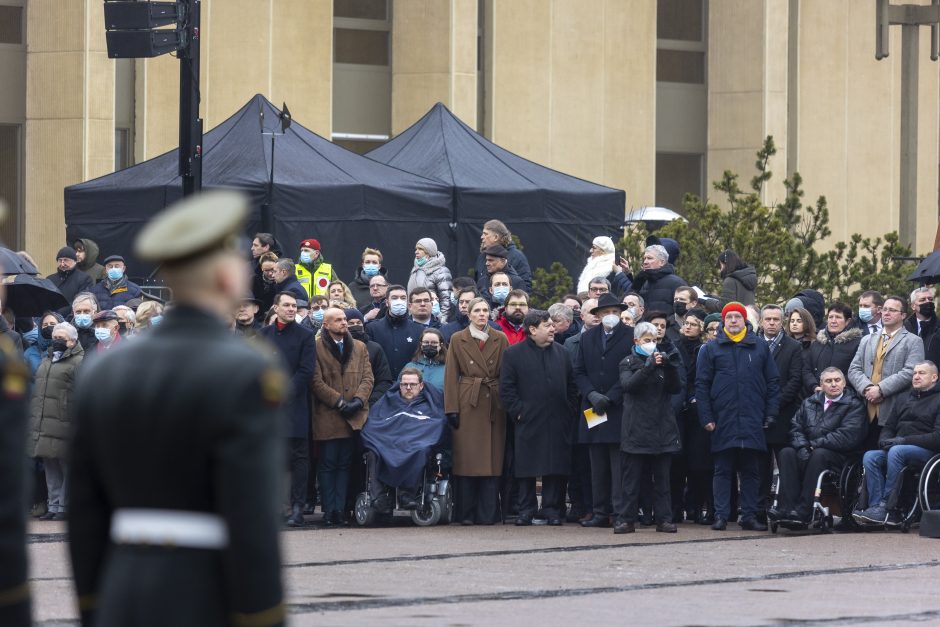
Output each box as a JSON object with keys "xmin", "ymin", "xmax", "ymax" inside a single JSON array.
[
  {"xmin": 366, "ymin": 285, "xmax": 424, "ymax": 378},
  {"xmin": 588, "ymin": 278, "xmax": 611, "ymax": 299},
  {"xmin": 495, "ymin": 290, "xmax": 529, "ymax": 345},
  {"xmin": 478, "ymin": 245, "xmax": 526, "ymax": 303},
  {"xmin": 849, "ymin": 295, "xmax": 925, "ymax": 450},
  {"xmin": 408, "ymin": 287, "xmax": 440, "ymax": 328},
  {"xmin": 361, "ymin": 275, "xmax": 389, "ymax": 322}
]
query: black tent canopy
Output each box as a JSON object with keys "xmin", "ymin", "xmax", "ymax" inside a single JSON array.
[
  {"xmin": 65, "ymin": 95, "xmax": 454, "ymax": 281},
  {"xmin": 366, "ymin": 103, "xmax": 625, "ymax": 278}
]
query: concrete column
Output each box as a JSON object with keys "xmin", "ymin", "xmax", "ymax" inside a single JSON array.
[
  {"xmin": 484, "ymin": 0, "xmax": 652, "ymax": 210},
  {"xmin": 136, "ymin": 0, "xmax": 332, "ymax": 161},
  {"xmin": 391, "ymin": 0, "xmax": 478, "ymax": 134},
  {"xmin": 707, "ymin": 0, "xmax": 789, "ymax": 206},
  {"xmin": 24, "ymin": 0, "xmax": 114, "ymax": 274}
]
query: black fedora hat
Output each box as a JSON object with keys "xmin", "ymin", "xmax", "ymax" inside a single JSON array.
[{"xmin": 590, "ymin": 293, "xmax": 628, "ymax": 315}]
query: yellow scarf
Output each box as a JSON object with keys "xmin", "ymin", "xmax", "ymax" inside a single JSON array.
[{"xmin": 723, "ymin": 327, "xmax": 746, "ymax": 343}]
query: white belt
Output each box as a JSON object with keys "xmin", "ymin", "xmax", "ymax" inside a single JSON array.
[{"xmin": 110, "ymin": 509, "xmax": 229, "ymax": 550}]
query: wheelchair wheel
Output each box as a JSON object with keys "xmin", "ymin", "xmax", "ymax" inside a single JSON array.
[
  {"xmin": 838, "ymin": 461, "xmax": 864, "ymax": 529},
  {"xmin": 354, "ymin": 492, "xmax": 376, "ymax": 527},
  {"xmin": 411, "ymin": 500, "xmax": 442, "ymax": 527},
  {"xmin": 438, "ymin": 482, "xmax": 454, "ymax": 525},
  {"xmin": 820, "ymin": 515, "xmax": 833, "ymax": 534},
  {"xmin": 918, "ymin": 454, "xmax": 940, "ymax": 512}
]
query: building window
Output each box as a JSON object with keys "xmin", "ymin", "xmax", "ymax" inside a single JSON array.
[
  {"xmin": 0, "ymin": 124, "xmax": 21, "ymax": 247},
  {"xmin": 332, "ymin": 0, "xmax": 391, "ymax": 147},
  {"xmin": 657, "ymin": 0, "xmax": 703, "ymax": 42},
  {"xmin": 0, "ymin": 5, "xmax": 23, "ymax": 45},
  {"xmin": 656, "ymin": 0, "xmax": 706, "ymax": 85},
  {"xmin": 655, "ymin": 152, "xmax": 703, "ymax": 213}
]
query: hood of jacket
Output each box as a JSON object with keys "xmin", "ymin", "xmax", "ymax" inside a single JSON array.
[
  {"xmin": 815, "ymin": 326, "xmax": 862, "ymax": 345},
  {"xmin": 638, "ymin": 263, "xmax": 678, "ymax": 281},
  {"xmin": 74, "ymin": 238, "xmax": 100, "ymax": 271},
  {"xmin": 728, "ymin": 266, "xmax": 758, "ymax": 290}
]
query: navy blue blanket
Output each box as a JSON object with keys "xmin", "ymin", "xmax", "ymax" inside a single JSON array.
[{"xmin": 361, "ymin": 383, "xmax": 447, "ymax": 488}]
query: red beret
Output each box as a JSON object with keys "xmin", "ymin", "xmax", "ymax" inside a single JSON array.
[
  {"xmin": 721, "ymin": 302, "xmax": 748, "ymax": 320},
  {"xmin": 300, "ymin": 239, "xmax": 320, "ymax": 251}
]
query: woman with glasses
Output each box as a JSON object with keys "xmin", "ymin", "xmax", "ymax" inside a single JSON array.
[
  {"xmin": 444, "ymin": 297, "xmax": 509, "ymax": 525},
  {"xmin": 402, "ymin": 328, "xmax": 447, "ymax": 392},
  {"xmin": 703, "ymin": 313, "xmax": 722, "ymax": 343}
]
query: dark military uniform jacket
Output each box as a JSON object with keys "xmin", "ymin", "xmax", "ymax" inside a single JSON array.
[
  {"xmin": 68, "ymin": 306, "xmax": 288, "ymax": 627},
  {"xmin": 0, "ymin": 334, "xmax": 30, "ymax": 627}
]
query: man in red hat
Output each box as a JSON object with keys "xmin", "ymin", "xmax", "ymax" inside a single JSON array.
[
  {"xmin": 295, "ymin": 238, "xmax": 338, "ymax": 299},
  {"xmin": 696, "ymin": 301, "xmax": 780, "ymax": 532}
]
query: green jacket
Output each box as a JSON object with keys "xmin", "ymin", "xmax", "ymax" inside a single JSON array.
[{"xmin": 28, "ymin": 343, "xmax": 84, "ymax": 459}]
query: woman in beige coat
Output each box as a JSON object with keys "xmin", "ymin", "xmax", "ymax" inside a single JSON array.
[{"xmin": 444, "ymin": 297, "xmax": 509, "ymax": 524}]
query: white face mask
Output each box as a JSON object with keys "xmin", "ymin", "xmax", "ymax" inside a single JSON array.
[
  {"xmin": 601, "ymin": 314, "xmax": 620, "ymax": 329},
  {"xmin": 638, "ymin": 341, "xmax": 657, "ymax": 356}
]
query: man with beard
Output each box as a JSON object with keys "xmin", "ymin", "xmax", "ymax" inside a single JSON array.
[
  {"xmin": 494, "ymin": 290, "xmax": 529, "ymax": 345},
  {"xmin": 234, "ymin": 295, "xmax": 263, "ymax": 337}
]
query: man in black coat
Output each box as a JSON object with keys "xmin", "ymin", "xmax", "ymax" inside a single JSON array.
[
  {"xmin": 630, "ymin": 244, "xmax": 687, "ymax": 314},
  {"xmin": 759, "ymin": 304, "xmax": 806, "ymax": 518},
  {"xmin": 772, "ymin": 367, "xmax": 866, "ymax": 525},
  {"xmin": 572, "ymin": 294, "xmax": 634, "ymax": 527},
  {"xmin": 47, "ymin": 246, "xmax": 94, "ymax": 313},
  {"xmin": 272, "ymin": 258, "xmax": 308, "ymax": 303},
  {"xmin": 69, "ymin": 191, "xmax": 287, "ymax": 627},
  {"xmin": 258, "ymin": 291, "xmax": 317, "ymax": 527},
  {"xmin": 500, "ymin": 311, "xmax": 579, "ymax": 526},
  {"xmin": 366, "ymin": 284, "xmax": 424, "ymax": 378}
]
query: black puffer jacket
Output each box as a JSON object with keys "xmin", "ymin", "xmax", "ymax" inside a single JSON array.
[
  {"xmin": 802, "ymin": 327, "xmax": 863, "ymax": 396},
  {"xmin": 790, "ymin": 389, "xmax": 867, "ymax": 453},
  {"xmin": 633, "ymin": 264, "xmax": 687, "ymax": 314},
  {"xmin": 881, "ymin": 384, "xmax": 940, "ymax": 452},
  {"xmin": 618, "ymin": 343, "xmax": 682, "ymax": 455}
]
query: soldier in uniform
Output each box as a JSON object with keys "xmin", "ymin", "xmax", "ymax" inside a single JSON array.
[
  {"xmin": 68, "ymin": 191, "xmax": 288, "ymax": 627},
  {"xmin": 0, "ymin": 204, "xmax": 32, "ymax": 626}
]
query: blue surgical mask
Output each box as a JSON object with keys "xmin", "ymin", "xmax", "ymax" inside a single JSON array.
[
  {"xmin": 415, "ymin": 256, "xmax": 429, "ymax": 267},
  {"xmin": 362, "ymin": 264, "xmax": 380, "ymax": 277},
  {"xmin": 73, "ymin": 314, "xmax": 92, "ymax": 329},
  {"xmin": 94, "ymin": 327, "xmax": 112, "ymax": 342},
  {"xmin": 450, "ymin": 293, "xmax": 458, "ymax": 306},
  {"xmin": 311, "ymin": 309, "xmax": 324, "ymax": 323},
  {"xmin": 858, "ymin": 307, "xmax": 873, "ymax": 322},
  {"xmin": 635, "ymin": 341, "xmax": 657, "ymax": 356},
  {"xmin": 492, "ymin": 287, "xmax": 509, "ymax": 303},
  {"xmin": 389, "ymin": 300, "xmax": 408, "ymax": 317},
  {"xmin": 150, "ymin": 315, "xmax": 163, "ymax": 326},
  {"xmin": 299, "ymin": 251, "xmax": 312, "ymax": 264},
  {"xmin": 107, "ymin": 267, "xmax": 124, "ymax": 281},
  {"xmin": 432, "ymin": 301, "xmax": 441, "ymax": 317}
]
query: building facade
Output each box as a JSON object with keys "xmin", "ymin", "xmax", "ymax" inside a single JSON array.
[{"xmin": 0, "ymin": 0, "xmax": 937, "ymax": 275}]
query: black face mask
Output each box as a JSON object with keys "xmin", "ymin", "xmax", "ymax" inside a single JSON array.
[
  {"xmin": 674, "ymin": 302, "xmax": 688, "ymax": 317},
  {"xmin": 421, "ymin": 345, "xmax": 439, "ymax": 359},
  {"xmin": 40, "ymin": 326, "xmax": 54, "ymax": 340},
  {"xmin": 920, "ymin": 302, "xmax": 936, "ymax": 318},
  {"xmin": 51, "ymin": 339, "xmax": 68, "ymax": 353},
  {"xmin": 118, "ymin": 322, "xmax": 128, "ymax": 336},
  {"xmin": 349, "ymin": 327, "xmax": 366, "ymax": 341}
]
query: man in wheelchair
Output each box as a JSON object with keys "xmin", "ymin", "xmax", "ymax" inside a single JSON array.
[
  {"xmin": 771, "ymin": 367, "xmax": 867, "ymax": 526},
  {"xmin": 854, "ymin": 360, "xmax": 940, "ymax": 526},
  {"xmin": 360, "ymin": 368, "xmax": 448, "ymax": 510}
]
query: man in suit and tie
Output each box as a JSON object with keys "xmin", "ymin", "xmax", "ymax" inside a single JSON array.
[
  {"xmin": 849, "ymin": 295, "xmax": 925, "ymax": 451},
  {"xmin": 572, "ymin": 294, "xmax": 634, "ymax": 528},
  {"xmin": 856, "ymin": 291, "xmax": 884, "ymax": 336}
]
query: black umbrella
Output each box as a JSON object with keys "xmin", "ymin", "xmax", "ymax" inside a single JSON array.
[
  {"xmin": 1, "ymin": 274, "xmax": 68, "ymax": 317},
  {"xmin": 0, "ymin": 247, "xmax": 38, "ymax": 275},
  {"xmin": 907, "ymin": 249, "xmax": 940, "ymax": 285}
]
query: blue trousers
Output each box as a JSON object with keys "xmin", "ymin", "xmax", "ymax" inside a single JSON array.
[
  {"xmin": 713, "ymin": 448, "xmax": 761, "ymax": 520},
  {"xmin": 862, "ymin": 444, "xmax": 934, "ymax": 507},
  {"xmin": 318, "ymin": 438, "xmax": 354, "ymax": 515}
]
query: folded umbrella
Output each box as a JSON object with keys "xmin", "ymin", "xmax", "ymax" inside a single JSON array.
[{"xmin": 1, "ymin": 274, "xmax": 68, "ymax": 317}]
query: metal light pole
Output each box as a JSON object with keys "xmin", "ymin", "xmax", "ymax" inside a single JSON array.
[
  {"xmin": 875, "ymin": 0, "xmax": 940, "ymax": 249},
  {"xmin": 178, "ymin": 0, "xmax": 202, "ymax": 197}
]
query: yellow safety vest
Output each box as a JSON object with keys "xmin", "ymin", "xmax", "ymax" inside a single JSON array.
[{"xmin": 295, "ymin": 262, "xmax": 333, "ymax": 297}]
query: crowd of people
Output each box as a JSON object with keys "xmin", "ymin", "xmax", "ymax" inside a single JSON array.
[{"xmin": 18, "ymin": 220, "xmax": 940, "ymax": 533}]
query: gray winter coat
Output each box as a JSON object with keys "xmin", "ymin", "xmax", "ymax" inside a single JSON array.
[
  {"xmin": 848, "ymin": 328, "xmax": 924, "ymax": 426},
  {"xmin": 28, "ymin": 342, "xmax": 85, "ymax": 459},
  {"xmin": 719, "ymin": 266, "xmax": 757, "ymax": 307},
  {"xmin": 407, "ymin": 253, "xmax": 453, "ymax": 320}
]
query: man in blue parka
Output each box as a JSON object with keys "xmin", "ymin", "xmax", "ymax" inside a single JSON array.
[{"xmin": 696, "ymin": 301, "xmax": 780, "ymax": 532}]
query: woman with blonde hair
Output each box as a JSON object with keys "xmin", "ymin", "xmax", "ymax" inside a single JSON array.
[
  {"xmin": 134, "ymin": 301, "xmax": 164, "ymax": 330},
  {"xmin": 327, "ymin": 280, "xmax": 356, "ymax": 308}
]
